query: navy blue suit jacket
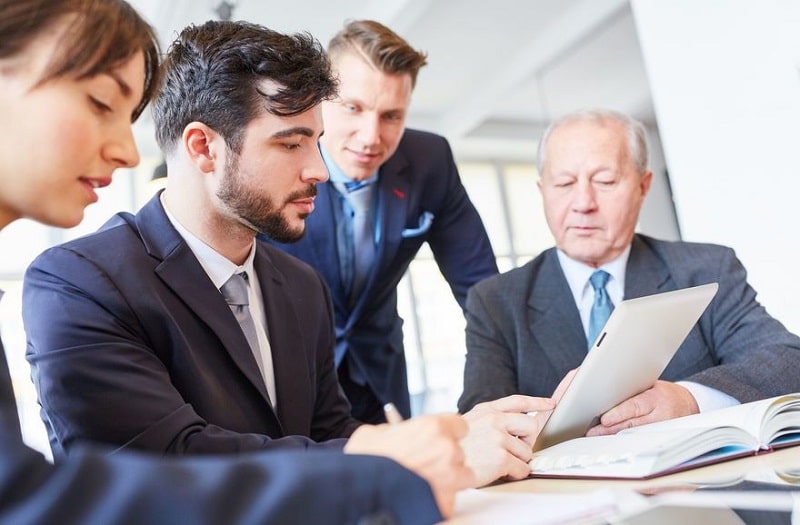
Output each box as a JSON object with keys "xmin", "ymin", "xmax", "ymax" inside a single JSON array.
[
  {"xmin": 459, "ymin": 235, "xmax": 800, "ymax": 412},
  {"xmin": 0, "ymin": 339, "xmax": 440, "ymax": 524},
  {"xmin": 268, "ymin": 129, "xmax": 498, "ymax": 418},
  {"xmin": 24, "ymin": 194, "xmax": 360, "ymax": 459}
]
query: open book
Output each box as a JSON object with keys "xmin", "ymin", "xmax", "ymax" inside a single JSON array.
[{"xmin": 529, "ymin": 393, "xmax": 800, "ymax": 480}]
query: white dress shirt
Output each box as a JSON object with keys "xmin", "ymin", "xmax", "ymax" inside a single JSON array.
[{"xmin": 161, "ymin": 196, "xmax": 277, "ymax": 409}]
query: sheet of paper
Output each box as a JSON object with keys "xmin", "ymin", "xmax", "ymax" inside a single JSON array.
[
  {"xmin": 442, "ymin": 488, "xmax": 647, "ymax": 524},
  {"xmin": 612, "ymin": 490, "xmax": 800, "ymax": 525}
]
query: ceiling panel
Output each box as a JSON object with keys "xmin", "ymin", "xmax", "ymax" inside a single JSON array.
[{"xmin": 127, "ymin": 0, "xmax": 653, "ymax": 161}]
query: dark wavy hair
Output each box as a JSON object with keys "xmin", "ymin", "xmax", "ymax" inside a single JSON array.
[
  {"xmin": 153, "ymin": 20, "xmax": 338, "ymax": 154},
  {"xmin": 0, "ymin": 0, "xmax": 160, "ymax": 122}
]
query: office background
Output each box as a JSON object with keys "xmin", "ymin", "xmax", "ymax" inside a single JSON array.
[{"xmin": 1, "ymin": 0, "xmax": 798, "ymax": 457}]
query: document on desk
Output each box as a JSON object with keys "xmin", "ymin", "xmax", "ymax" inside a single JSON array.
[
  {"xmin": 611, "ymin": 491, "xmax": 796, "ymax": 525},
  {"xmin": 442, "ymin": 488, "xmax": 646, "ymax": 524},
  {"xmin": 650, "ymin": 489, "xmax": 799, "ymax": 511},
  {"xmin": 529, "ymin": 393, "xmax": 800, "ymax": 480}
]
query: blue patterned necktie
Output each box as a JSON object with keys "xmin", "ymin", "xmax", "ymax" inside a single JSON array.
[{"xmin": 587, "ymin": 270, "xmax": 614, "ymax": 349}]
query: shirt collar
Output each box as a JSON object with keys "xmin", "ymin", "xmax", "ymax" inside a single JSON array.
[
  {"xmin": 557, "ymin": 245, "xmax": 631, "ymax": 307},
  {"xmin": 161, "ymin": 193, "xmax": 257, "ymax": 290},
  {"xmin": 320, "ymin": 145, "xmax": 379, "ymax": 190}
]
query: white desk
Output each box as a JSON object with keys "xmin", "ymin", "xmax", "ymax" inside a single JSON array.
[{"xmin": 446, "ymin": 447, "xmax": 800, "ymax": 524}]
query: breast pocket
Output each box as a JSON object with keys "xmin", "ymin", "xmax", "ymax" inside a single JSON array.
[{"xmin": 400, "ymin": 211, "xmax": 434, "ymax": 238}]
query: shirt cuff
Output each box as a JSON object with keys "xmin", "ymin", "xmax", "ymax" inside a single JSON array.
[{"xmin": 677, "ymin": 381, "xmax": 739, "ymax": 412}]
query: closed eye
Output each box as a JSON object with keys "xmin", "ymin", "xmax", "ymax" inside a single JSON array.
[
  {"xmin": 592, "ymin": 178, "xmax": 618, "ymax": 189},
  {"xmin": 89, "ymin": 96, "xmax": 113, "ymax": 114}
]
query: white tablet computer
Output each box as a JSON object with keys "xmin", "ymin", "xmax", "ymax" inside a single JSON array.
[{"xmin": 531, "ymin": 282, "xmax": 719, "ymax": 452}]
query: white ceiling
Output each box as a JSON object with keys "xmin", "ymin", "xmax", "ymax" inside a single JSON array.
[{"xmin": 129, "ymin": 0, "xmax": 654, "ymax": 162}]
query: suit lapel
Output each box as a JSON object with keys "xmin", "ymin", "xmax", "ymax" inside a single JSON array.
[
  {"xmin": 135, "ymin": 195, "xmax": 280, "ymax": 429},
  {"xmin": 374, "ymin": 154, "xmax": 411, "ymax": 271},
  {"xmin": 624, "ymin": 235, "xmax": 671, "ymax": 299},
  {"xmin": 254, "ymin": 247, "xmax": 310, "ymax": 435},
  {"xmin": 348, "ymin": 153, "xmax": 411, "ymax": 320},
  {"xmin": 524, "ymin": 238, "xmax": 673, "ymax": 390},
  {"xmin": 624, "ymin": 235, "xmax": 703, "ymax": 376},
  {"xmin": 305, "ymin": 183, "xmax": 349, "ymax": 313},
  {"xmin": 528, "ymin": 250, "xmax": 588, "ymax": 372}
]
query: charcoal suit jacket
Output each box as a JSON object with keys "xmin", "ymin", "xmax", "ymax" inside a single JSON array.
[{"xmin": 459, "ymin": 234, "xmax": 800, "ymax": 412}]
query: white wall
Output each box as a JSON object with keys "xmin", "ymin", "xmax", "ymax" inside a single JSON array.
[{"xmin": 632, "ymin": 0, "xmax": 800, "ymax": 332}]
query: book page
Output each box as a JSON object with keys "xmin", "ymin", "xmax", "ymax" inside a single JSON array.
[
  {"xmin": 530, "ymin": 426, "xmax": 756, "ymax": 478},
  {"xmin": 530, "ymin": 394, "xmax": 800, "ymax": 479},
  {"xmin": 618, "ymin": 397, "xmax": 785, "ymax": 439},
  {"xmin": 760, "ymin": 395, "xmax": 800, "ymax": 445}
]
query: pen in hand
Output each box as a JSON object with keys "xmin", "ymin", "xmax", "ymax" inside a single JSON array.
[{"xmin": 383, "ymin": 402, "xmax": 404, "ymax": 424}]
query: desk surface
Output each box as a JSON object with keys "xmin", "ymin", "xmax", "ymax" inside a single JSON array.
[{"xmin": 445, "ymin": 447, "xmax": 800, "ymax": 524}]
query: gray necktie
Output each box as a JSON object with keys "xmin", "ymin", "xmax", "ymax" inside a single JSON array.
[
  {"xmin": 220, "ymin": 272, "xmax": 266, "ymax": 378},
  {"xmin": 346, "ymin": 183, "xmax": 375, "ymax": 301},
  {"xmin": 587, "ymin": 270, "xmax": 614, "ymax": 349}
]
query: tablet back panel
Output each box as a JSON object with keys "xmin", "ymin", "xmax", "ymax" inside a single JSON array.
[{"xmin": 532, "ymin": 282, "xmax": 719, "ymax": 452}]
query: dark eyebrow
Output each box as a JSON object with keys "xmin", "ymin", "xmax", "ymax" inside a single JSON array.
[{"xmin": 272, "ymin": 127, "xmax": 316, "ymax": 139}]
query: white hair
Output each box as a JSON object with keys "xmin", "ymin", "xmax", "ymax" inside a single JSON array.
[{"xmin": 536, "ymin": 109, "xmax": 649, "ymax": 174}]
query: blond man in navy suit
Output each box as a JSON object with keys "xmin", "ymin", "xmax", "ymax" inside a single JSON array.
[
  {"xmin": 460, "ymin": 109, "xmax": 800, "ymax": 436},
  {"xmin": 267, "ymin": 20, "xmax": 499, "ymax": 424}
]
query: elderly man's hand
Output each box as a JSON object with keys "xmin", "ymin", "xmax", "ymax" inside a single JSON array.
[{"xmin": 586, "ymin": 380, "xmax": 699, "ymax": 436}]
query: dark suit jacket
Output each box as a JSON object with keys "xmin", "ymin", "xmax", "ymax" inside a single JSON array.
[
  {"xmin": 0, "ymin": 338, "xmax": 440, "ymax": 525},
  {"xmin": 268, "ymin": 129, "xmax": 498, "ymax": 418},
  {"xmin": 459, "ymin": 234, "xmax": 800, "ymax": 412},
  {"xmin": 23, "ymin": 194, "xmax": 361, "ymax": 459}
]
